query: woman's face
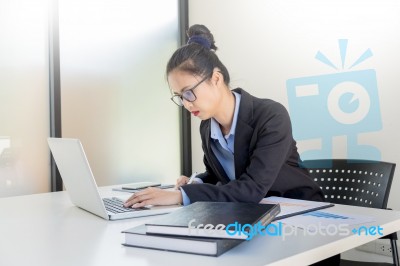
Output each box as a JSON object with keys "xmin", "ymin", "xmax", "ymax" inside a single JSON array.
[{"xmin": 168, "ymin": 69, "xmax": 223, "ymax": 120}]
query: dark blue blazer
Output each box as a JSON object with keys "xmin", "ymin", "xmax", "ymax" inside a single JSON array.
[{"xmin": 182, "ymin": 88, "xmax": 324, "ymax": 203}]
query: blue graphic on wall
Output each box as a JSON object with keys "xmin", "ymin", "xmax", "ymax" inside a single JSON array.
[{"xmin": 286, "ymin": 39, "xmax": 382, "ymax": 160}]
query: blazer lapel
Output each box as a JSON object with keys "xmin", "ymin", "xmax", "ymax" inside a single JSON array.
[
  {"xmin": 233, "ymin": 88, "xmax": 254, "ymax": 179},
  {"xmin": 203, "ymin": 120, "xmax": 231, "ymax": 184}
]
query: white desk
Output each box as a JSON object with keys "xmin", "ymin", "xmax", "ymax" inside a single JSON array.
[{"xmin": 1, "ymin": 187, "xmax": 400, "ymax": 266}]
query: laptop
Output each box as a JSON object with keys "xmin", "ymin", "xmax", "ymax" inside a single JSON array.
[{"xmin": 47, "ymin": 138, "xmax": 181, "ymax": 220}]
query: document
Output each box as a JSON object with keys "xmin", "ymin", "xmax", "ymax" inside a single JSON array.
[
  {"xmin": 279, "ymin": 209, "xmax": 376, "ymax": 232},
  {"xmin": 260, "ymin": 196, "xmax": 334, "ymax": 220}
]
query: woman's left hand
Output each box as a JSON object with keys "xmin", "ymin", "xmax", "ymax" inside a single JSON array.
[{"xmin": 123, "ymin": 187, "xmax": 183, "ymax": 208}]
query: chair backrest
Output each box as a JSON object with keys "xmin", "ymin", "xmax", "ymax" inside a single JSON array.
[{"xmin": 301, "ymin": 159, "xmax": 396, "ymax": 209}]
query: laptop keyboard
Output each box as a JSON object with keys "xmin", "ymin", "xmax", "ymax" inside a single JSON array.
[{"xmin": 103, "ymin": 197, "xmax": 149, "ymax": 213}]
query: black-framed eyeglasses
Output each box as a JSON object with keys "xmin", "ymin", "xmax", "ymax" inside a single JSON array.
[{"xmin": 170, "ymin": 73, "xmax": 211, "ymax": 106}]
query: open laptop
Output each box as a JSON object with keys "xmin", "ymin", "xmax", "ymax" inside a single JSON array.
[{"xmin": 47, "ymin": 138, "xmax": 181, "ymax": 220}]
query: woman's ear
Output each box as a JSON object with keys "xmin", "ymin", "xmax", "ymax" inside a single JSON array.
[{"xmin": 211, "ymin": 68, "xmax": 224, "ymax": 88}]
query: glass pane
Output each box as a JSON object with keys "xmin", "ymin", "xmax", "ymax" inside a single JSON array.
[
  {"xmin": 0, "ymin": 0, "xmax": 50, "ymax": 197},
  {"xmin": 59, "ymin": 0, "xmax": 181, "ymax": 186}
]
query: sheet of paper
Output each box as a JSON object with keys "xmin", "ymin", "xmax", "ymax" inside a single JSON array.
[
  {"xmin": 279, "ymin": 209, "xmax": 376, "ymax": 233},
  {"xmin": 260, "ymin": 196, "xmax": 334, "ymax": 219}
]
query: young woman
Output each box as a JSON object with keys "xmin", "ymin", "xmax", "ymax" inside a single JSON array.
[{"xmin": 124, "ymin": 24, "xmax": 324, "ymax": 208}]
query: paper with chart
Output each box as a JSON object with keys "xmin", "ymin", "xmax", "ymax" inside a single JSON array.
[
  {"xmin": 279, "ymin": 209, "xmax": 376, "ymax": 233},
  {"xmin": 260, "ymin": 196, "xmax": 334, "ymax": 220}
]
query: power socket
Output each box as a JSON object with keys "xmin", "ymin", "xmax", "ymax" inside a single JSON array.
[
  {"xmin": 375, "ymin": 239, "xmax": 392, "ymax": 257},
  {"xmin": 356, "ymin": 240, "xmax": 393, "ymax": 257}
]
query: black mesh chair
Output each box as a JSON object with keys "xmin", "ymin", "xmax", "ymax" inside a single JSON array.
[{"xmin": 302, "ymin": 159, "xmax": 399, "ymax": 266}]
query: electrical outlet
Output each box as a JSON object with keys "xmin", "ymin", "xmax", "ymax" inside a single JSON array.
[
  {"xmin": 356, "ymin": 240, "xmax": 393, "ymax": 257},
  {"xmin": 375, "ymin": 240, "xmax": 392, "ymax": 257}
]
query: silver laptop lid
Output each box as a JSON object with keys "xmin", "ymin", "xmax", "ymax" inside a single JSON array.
[{"xmin": 48, "ymin": 138, "xmax": 109, "ymax": 219}]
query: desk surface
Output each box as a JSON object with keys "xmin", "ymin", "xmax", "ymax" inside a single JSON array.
[{"xmin": 1, "ymin": 187, "xmax": 400, "ymax": 266}]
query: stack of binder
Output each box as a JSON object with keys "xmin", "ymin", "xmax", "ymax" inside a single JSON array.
[{"xmin": 122, "ymin": 201, "xmax": 280, "ymax": 256}]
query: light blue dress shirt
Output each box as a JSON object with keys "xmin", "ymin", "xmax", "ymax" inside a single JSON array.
[{"xmin": 181, "ymin": 91, "xmax": 241, "ymax": 205}]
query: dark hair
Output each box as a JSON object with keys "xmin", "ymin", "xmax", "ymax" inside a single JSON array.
[{"xmin": 166, "ymin": 24, "xmax": 230, "ymax": 85}]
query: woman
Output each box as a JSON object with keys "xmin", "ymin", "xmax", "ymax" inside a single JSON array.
[{"xmin": 124, "ymin": 24, "xmax": 324, "ymax": 208}]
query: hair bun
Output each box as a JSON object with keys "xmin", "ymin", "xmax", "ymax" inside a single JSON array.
[
  {"xmin": 187, "ymin": 35, "xmax": 211, "ymax": 49},
  {"xmin": 186, "ymin": 24, "xmax": 218, "ymax": 51}
]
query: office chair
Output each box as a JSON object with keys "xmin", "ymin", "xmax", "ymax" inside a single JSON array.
[{"xmin": 302, "ymin": 159, "xmax": 399, "ymax": 266}]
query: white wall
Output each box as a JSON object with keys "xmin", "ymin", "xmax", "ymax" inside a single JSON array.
[{"xmin": 189, "ymin": 0, "xmax": 400, "ymax": 210}]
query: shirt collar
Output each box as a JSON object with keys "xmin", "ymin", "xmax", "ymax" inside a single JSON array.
[{"xmin": 210, "ymin": 91, "xmax": 241, "ymax": 140}]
